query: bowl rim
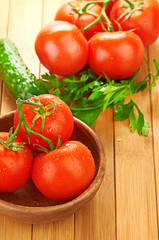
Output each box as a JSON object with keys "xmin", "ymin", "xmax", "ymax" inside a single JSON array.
[{"xmin": 0, "ymin": 111, "xmax": 105, "ymax": 220}]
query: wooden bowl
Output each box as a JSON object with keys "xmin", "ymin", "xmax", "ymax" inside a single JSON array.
[{"xmin": 0, "ymin": 111, "xmax": 105, "ymax": 224}]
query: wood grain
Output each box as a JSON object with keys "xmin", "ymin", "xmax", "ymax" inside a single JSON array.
[
  {"xmin": 0, "ymin": 218, "xmax": 32, "ymax": 240},
  {"xmin": 75, "ymin": 109, "xmax": 116, "ymax": 240},
  {"xmin": 32, "ymin": 216, "xmax": 74, "ymax": 240},
  {"xmin": 149, "ymin": 38, "xmax": 159, "ymax": 228},
  {"xmin": 114, "ymin": 54, "xmax": 158, "ymax": 239}
]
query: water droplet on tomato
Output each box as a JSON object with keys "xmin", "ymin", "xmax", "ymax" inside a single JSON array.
[
  {"xmin": 36, "ymin": 139, "xmax": 40, "ymax": 144},
  {"xmin": 55, "ymin": 157, "xmax": 59, "ymax": 162}
]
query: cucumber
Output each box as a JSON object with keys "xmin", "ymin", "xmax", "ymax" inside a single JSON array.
[{"xmin": 0, "ymin": 38, "xmax": 49, "ymax": 100}]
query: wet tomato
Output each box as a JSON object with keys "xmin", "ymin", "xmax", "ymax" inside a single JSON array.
[
  {"xmin": 31, "ymin": 140, "xmax": 96, "ymax": 201},
  {"xmin": 88, "ymin": 31, "xmax": 144, "ymax": 80}
]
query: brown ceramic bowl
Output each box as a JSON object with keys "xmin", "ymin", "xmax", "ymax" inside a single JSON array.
[{"xmin": 0, "ymin": 111, "xmax": 105, "ymax": 224}]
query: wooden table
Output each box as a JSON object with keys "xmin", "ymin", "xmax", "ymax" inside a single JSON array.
[{"xmin": 0, "ymin": 0, "xmax": 159, "ymax": 239}]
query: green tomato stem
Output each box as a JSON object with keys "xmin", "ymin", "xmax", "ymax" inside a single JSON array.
[
  {"xmin": 70, "ymin": 0, "xmax": 114, "ymax": 32},
  {"xmin": 123, "ymin": 0, "xmax": 135, "ymax": 9},
  {"xmin": 84, "ymin": 0, "xmax": 113, "ymax": 32}
]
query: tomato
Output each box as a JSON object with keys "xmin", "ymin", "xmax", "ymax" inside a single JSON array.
[
  {"xmin": 88, "ymin": 31, "xmax": 144, "ymax": 80},
  {"xmin": 106, "ymin": 0, "xmax": 117, "ymax": 17},
  {"xmin": 14, "ymin": 94, "xmax": 74, "ymax": 152},
  {"xmin": 55, "ymin": 1, "xmax": 108, "ymax": 40},
  {"xmin": 109, "ymin": 0, "xmax": 159, "ymax": 46},
  {"xmin": 31, "ymin": 140, "xmax": 96, "ymax": 201},
  {"xmin": 35, "ymin": 21, "xmax": 88, "ymax": 76},
  {"xmin": 0, "ymin": 133, "xmax": 33, "ymax": 192}
]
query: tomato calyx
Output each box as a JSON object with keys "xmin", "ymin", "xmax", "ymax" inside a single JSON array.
[
  {"xmin": 30, "ymin": 96, "xmax": 56, "ymax": 133},
  {"xmin": 70, "ymin": 0, "xmax": 114, "ymax": 32},
  {"xmin": 118, "ymin": 0, "xmax": 144, "ymax": 21},
  {"xmin": 0, "ymin": 127, "xmax": 26, "ymax": 152}
]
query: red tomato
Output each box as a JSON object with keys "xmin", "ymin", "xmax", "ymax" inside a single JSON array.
[
  {"xmin": 31, "ymin": 140, "xmax": 96, "ymax": 201},
  {"xmin": 109, "ymin": 0, "xmax": 159, "ymax": 46},
  {"xmin": 88, "ymin": 31, "xmax": 144, "ymax": 80},
  {"xmin": 55, "ymin": 1, "xmax": 108, "ymax": 40},
  {"xmin": 35, "ymin": 21, "xmax": 88, "ymax": 76},
  {"xmin": 106, "ymin": 0, "xmax": 117, "ymax": 17},
  {"xmin": 14, "ymin": 94, "xmax": 74, "ymax": 152},
  {"xmin": 0, "ymin": 133, "xmax": 33, "ymax": 192}
]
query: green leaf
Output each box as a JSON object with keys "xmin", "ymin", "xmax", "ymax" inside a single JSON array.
[
  {"xmin": 129, "ymin": 109, "xmax": 137, "ymax": 133},
  {"xmin": 136, "ymin": 106, "xmax": 144, "ymax": 134},
  {"xmin": 153, "ymin": 59, "xmax": 159, "ymax": 75},
  {"xmin": 71, "ymin": 97, "xmax": 104, "ymax": 126},
  {"xmin": 115, "ymin": 100, "xmax": 134, "ymax": 121},
  {"xmin": 148, "ymin": 59, "xmax": 159, "ymax": 90},
  {"xmin": 41, "ymin": 73, "xmax": 63, "ymax": 90},
  {"xmin": 141, "ymin": 121, "xmax": 150, "ymax": 136},
  {"xmin": 72, "ymin": 107, "xmax": 102, "ymax": 127},
  {"xmin": 129, "ymin": 102, "xmax": 150, "ymax": 136}
]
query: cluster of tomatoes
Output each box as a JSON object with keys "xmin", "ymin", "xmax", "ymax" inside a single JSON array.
[
  {"xmin": 0, "ymin": 94, "xmax": 96, "ymax": 201},
  {"xmin": 35, "ymin": 0, "xmax": 159, "ymax": 80}
]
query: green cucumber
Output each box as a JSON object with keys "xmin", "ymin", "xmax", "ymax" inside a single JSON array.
[{"xmin": 0, "ymin": 38, "xmax": 49, "ymax": 100}]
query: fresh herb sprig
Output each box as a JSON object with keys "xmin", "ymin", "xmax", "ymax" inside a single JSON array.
[{"xmin": 42, "ymin": 59, "xmax": 159, "ymax": 136}]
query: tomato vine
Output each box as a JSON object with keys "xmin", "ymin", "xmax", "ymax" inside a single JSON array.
[{"xmin": 70, "ymin": 0, "xmax": 114, "ymax": 31}]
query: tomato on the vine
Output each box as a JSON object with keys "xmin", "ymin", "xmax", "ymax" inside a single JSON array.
[
  {"xmin": 109, "ymin": 0, "xmax": 159, "ymax": 46},
  {"xmin": 35, "ymin": 21, "xmax": 88, "ymax": 76},
  {"xmin": 31, "ymin": 140, "xmax": 96, "ymax": 201},
  {"xmin": 0, "ymin": 133, "xmax": 33, "ymax": 192},
  {"xmin": 55, "ymin": 1, "xmax": 108, "ymax": 40},
  {"xmin": 88, "ymin": 31, "xmax": 144, "ymax": 80},
  {"xmin": 14, "ymin": 94, "xmax": 74, "ymax": 152}
]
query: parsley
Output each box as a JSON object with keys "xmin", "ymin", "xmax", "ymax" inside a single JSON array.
[{"xmin": 42, "ymin": 59, "xmax": 159, "ymax": 136}]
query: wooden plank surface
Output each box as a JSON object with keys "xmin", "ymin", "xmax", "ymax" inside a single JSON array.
[
  {"xmin": 75, "ymin": 109, "xmax": 116, "ymax": 240},
  {"xmin": 149, "ymin": 38, "xmax": 159, "ymax": 228},
  {"xmin": 115, "ymin": 57, "xmax": 158, "ymax": 239},
  {"xmin": 0, "ymin": 0, "xmax": 159, "ymax": 240}
]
